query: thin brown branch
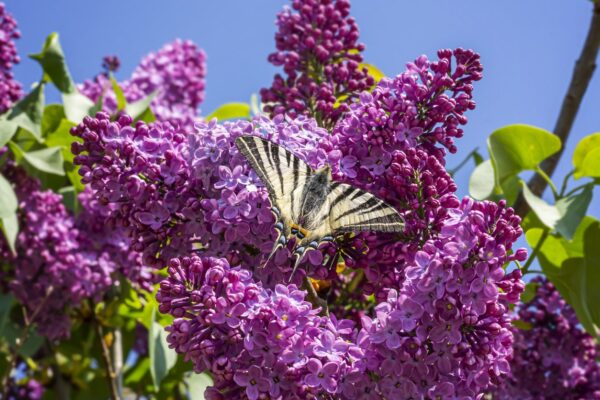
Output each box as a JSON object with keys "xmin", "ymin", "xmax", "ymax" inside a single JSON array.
[
  {"xmin": 513, "ymin": 1, "xmax": 600, "ymax": 216},
  {"xmin": 0, "ymin": 287, "xmax": 54, "ymax": 398},
  {"xmin": 91, "ymin": 305, "xmax": 121, "ymax": 400}
]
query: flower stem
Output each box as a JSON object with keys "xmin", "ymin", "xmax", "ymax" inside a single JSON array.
[
  {"xmin": 0, "ymin": 287, "xmax": 53, "ymax": 398},
  {"xmin": 91, "ymin": 304, "xmax": 121, "ymax": 400}
]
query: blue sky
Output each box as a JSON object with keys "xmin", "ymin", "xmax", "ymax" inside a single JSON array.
[{"xmin": 6, "ymin": 0, "xmax": 600, "ymax": 212}]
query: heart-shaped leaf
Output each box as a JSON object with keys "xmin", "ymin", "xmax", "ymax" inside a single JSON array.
[{"xmin": 573, "ymin": 132, "xmax": 600, "ymax": 179}]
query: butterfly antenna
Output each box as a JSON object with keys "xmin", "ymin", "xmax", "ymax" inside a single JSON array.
[{"xmin": 262, "ymin": 234, "xmax": 287, "ymax": 268}]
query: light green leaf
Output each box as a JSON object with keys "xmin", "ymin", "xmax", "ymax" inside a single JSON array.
[
  {"xmin": 125, "ymin": 91, "xmax": 157, "ymax": 121},
  {"xmin": 0, "ymin": 213, "xmax": 19, "ymax": 255},
  {"xmin": 110, "ymin": 75, "xmax": 126, "ymax": 111},
  {"xmin": 8, "ymin": 83, "xmax": 45, "ymax": 140},
  {"xmin": 573, "ymin": 132, "xmax": 600, "ymax": 179},
  {"xmin": 206, "ymin": 103, "xmax": 251, "ymax": 121},
  {"xmin": 62, "ymin": 91, "xmax": 95, "ymax": 123},
  {"xmin": 59, "ymin": 186, "xmax": 79, "ymax": 214},
  {"xmin": 359, "ymin": 63, "xmax": 385, "ymax": 83},
  {"xmin": 0, "ymin": 119, "xmax": 18, "ymax": 148},
  {"xmin": 522, "ymin": 182, "xmax": 592, "ymax": 239},
  {"xmin": 488, "ymin": 124, "xmax": 561, "ymax": 180},
  {"xmin": 41, "ymin": 104, "xmax": 66, "ymax": 135},
  {"xmin": 0, "ymin": 173, "xmax": 17, "ymax": 219},
  {"xmin": 46, "ymin": 119, "xmax": 78, "ymax": 163},
  {"xmin": 23, "ymin": 147, "xmax": 65, "ymax": 176},
  {"xmin": 469, "ymin": 159, "xmax": 495, "ymax": 200},
  {"xmin": 29, "ymin": 33, "xmax": 76, "ymax": 93},
  {"xmin": 187, "ymin": 373, "xmax": 213, "ymax": 399},
  {"xmin": 66, "ymin": 163, "xmax": 85, "ymax": 193},
  {"xmin": 149, "ymin": 308, "xmax": 177, "ymax": 390}
]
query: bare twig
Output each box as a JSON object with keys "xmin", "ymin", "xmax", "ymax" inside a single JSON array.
[
  {"xmin": 0, "ymin": 287, "xmax": 54, "ymax": 398},
  {"xmin": 513, "ymin": 1, "xmax": 600, "ymax": 216},
  {"xmin": 91, "ymin": 304, "xmax": 121, "ymax": 400}
]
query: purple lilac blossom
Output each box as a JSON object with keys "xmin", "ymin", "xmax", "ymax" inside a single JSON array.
[
  {"xmin": 491, "ymin": 277, "xmax": 600, "ymax": 399},
  {"xmin": 4, "ymin": 377, "xmax": 44, "ymax": 400},
  {"xmin": 79, "ymin": 39, "xmax": 206, "ymax": 129},
  {"xmin": 261, "ymin": 0, "xmax": 374, "ymax": 129},
  {"xmin": 0, "ymin": 164, "xmax": 115, "ymax": 340},
  {"xmin": 0, "ymin": 2, "xmax": 22, "ymax": 113}
]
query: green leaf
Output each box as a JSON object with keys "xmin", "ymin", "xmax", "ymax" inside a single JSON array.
[
  {"xmin": 573, "ymin": 132, "xmax": 600, "ymax": 179},
  {"xmin": 187, "ymin": 373, "xmax": 213, "ymax": 399},
  {"xmin": 149, "ymin": 308, "xmax": 177, "ymax": 390},
  {"xmin": 29, "ymin": 33, "xmax": 76, "ymax": 93},
  {"xmin": 45, "ymin": 119, "xmax": 78, "ymax": 163},
  {"xmin": 359, "ymin": 63, "xmax": 385, "ymax": 83},
  {"xmin": 0, "ymin": 119, "xmax": 18, "ymax": 148},
  {"xmin": 0, "ymin": 213, "xmax": 19, "ymax": 255},
  {"xmin": 59, "ymin": 186, "xmax": 79, "ymax": 214},
  {"xmin": 124, "ymin": 357, "xmax": 150, "ymax": 386},
  {"xmin": 511, "ymin": 319, "xmax": 533, "ymax": 331},
  {"xmin": 0, "ymin": 293, "xmax": 14, "ymax": 332},
  {"xmin": 23, "ymin": 146, "xmax": 65, "ymax": 176},
  {"xmin": 522, "ymin": 182, "xmax": 592, "ymax": 239},
  {"xmin": 62, "ymin": 91, "xmax": 95, "ymax": 123},
  {"xmin": 206, "ymin": 103, "xmax": 251, "ymax": 121},
  {"xmin": 41, "ymin": 104, "xmax": 66, "ymax": 135},
  {"xmin": 0, "ymin": 173, "xmax": 17, "ymax": 219},
  {"xmin": 8, "ymin": 83, "xmax": 45, "ymax": 140},
  {"xmin": 125, "ymin": 91, "xmax": 157, "ymax": 121},
  {"xmin": 110, "ymin": 75, "xmax": 127, "ymax": 111},
  {"xmin": 66, "ymin": 162, "xmax": 85, "ymax": 193},
  {"xmin": 469, "ymin": 159, "xmax": 495, "ymax": 200},
  {"xmin": 488, "ymin": 124, "xmax": 561, "ymax": 181}
]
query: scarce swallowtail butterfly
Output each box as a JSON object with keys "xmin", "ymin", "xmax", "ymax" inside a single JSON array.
[{"xmin": 235, "ymin": 135, "xmax": 405, "ymax": 278}]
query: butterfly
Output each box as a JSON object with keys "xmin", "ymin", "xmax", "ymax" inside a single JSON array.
[{"xmin": 235, "ymin": 135, "xmax": 405, "ymax": 278}]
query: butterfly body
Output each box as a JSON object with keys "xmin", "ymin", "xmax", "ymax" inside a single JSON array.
[{"xmin": 235, "ymin": 135, "xmax": 404, "ymax": 277}]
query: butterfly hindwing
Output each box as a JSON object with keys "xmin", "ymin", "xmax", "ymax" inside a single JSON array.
[{"xmin": 327, "ymin": 183, "xmax": 405, "ymax": 234}]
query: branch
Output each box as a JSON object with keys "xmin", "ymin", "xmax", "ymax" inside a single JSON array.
[
  {"xmin": 91, "ymin": 305, "xmax": 121, "ymax": 400},
  {"xmin": 513, "ymin": 1, "xmax": 600, "ymax": 216}
]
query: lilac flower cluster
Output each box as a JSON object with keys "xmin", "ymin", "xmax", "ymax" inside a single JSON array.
[
  {"xmin": 492, "ymin": 277, "xmax": 600, "ymax": 399},
  {"xmin": 3, "ymin": 378, "xmax": 44, "ymax": 400},
  {"xmin": 70, "ymin": 112, "xmax": 328, "ymax": 280},
  {"xmin": 157, "ymin": 256, "xmax": 362, "ymax": 399},
  {"xmin": 355, "ymin": 197, "xmax": 526, "ymax": 398},
  {"xmin": 0, "ymin": 2, "xmax": 22, "ymax": 113},
  {"xmin": 0, "ymin": 164, "xmax": 115, "ymax": 340},
  {"xmin": 261, "ymin": 0, "xmax": 374, "ymax": 129},
  {"xmin": 79, "ymin": 39, "xmax": 206, "ymax": 129}
]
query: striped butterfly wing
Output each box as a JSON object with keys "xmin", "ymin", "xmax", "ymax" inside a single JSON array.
[
  {"xmin": 327, "ymin": 182, "xmax": 405, "ymax": 234},
  {"xmin": 235, "ymin": 135, "xmax": 313, "ymax": 235}
]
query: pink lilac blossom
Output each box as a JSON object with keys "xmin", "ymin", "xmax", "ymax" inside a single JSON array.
[
  {"xmin": 0, "ymin": 2, "xmax": 22, "ymax": 113},
  {"xmin": 261, "ymin": 0, "xmax": 374, "ymax": 129},
  {"xmin": 491, "ymin": 277, "xmax": 600, "ymax": 399},
  {"xmin": 79, "ymin": 39, "xmax": 206, "ymax": 129}
]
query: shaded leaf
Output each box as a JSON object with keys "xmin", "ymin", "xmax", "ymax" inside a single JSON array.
[
  {"xmin": 8, "ymin": 83, "xmax": 45, "ymax": 140},
  {"xmin": 45, "ymin": 119, "xmax": 78, "ymax": 163},
  {"xmin": 23, "ymin": 146, "xmax": 65, "ymax": 176},
  {"xmin": 149, "ymin": 308, "xmax": 177, "ymax": 390},
  {"xmin": 0, "ymin": 293, "xmax": 14, "ymax": 332},
  {"xmin": 0, "ymin": 213, "xmax": 18, "ymax": 255},
  {"xmin": 29, "ymin": 33, "xmax": 76, "ymax": 93},
  {"xmin": 206, "ymin": 103, "xmax": 251, "ymax": 121},
  {"xmin": 522, "ymin": 182, "xmax": 592, "ymax": 239},
  {"xmin": 521, "ymin": 281, "xmax": 541, "ymax": 304},
  {"xmin": 488, "ymin": 124, "xmax": 561, "ymax": 180},
  {"xmin": 0, "ymin": 119, "xmax": 18, "ymax": 148},
  {"xmin": 469, "ymin": 159, "xmax": 495, "ymax": 200},
  {"xmin": 187, "ymin": 372, "xmax": 213, "ymax": 399},
  {"xmin": 0, "ymin": 173, "xmax": 17, "ymax": 219},
  {"xmin": 41, "ymin": 104, "xmax": 66, "ymax": 135}
]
